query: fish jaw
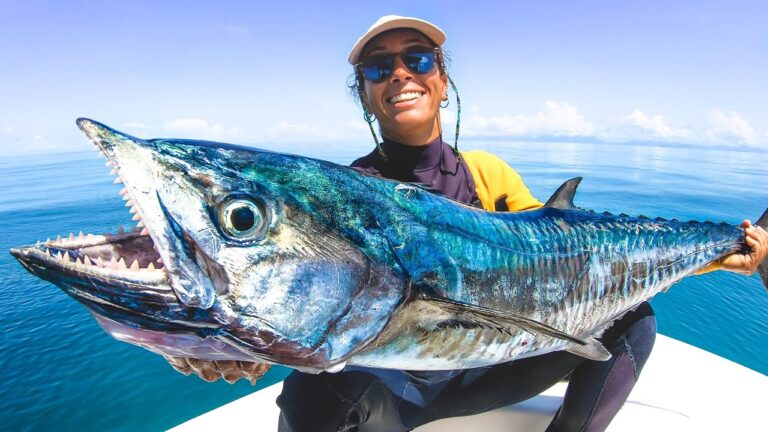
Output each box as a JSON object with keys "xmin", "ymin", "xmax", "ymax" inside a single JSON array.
[
  {"xmin": 9, "ymin": 237, "xmax": 182, "ymax": 325},
  {"xmin": 77, "ymin": 118, "xmax": 219, "ymax": 309}
]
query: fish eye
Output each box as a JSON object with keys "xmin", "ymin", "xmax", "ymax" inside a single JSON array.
[{"xmin": 218, "ymin": 197, "xmax": 267, "ymax": 241}]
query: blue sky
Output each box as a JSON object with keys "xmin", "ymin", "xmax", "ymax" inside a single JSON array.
[{"xmin": 1, "ymin": 0, "xmax": 766, "ymax": 156}]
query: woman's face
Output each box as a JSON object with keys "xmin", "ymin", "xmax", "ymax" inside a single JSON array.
[{"xmin": 360, "ymin": 29, "xmax": 448, "ymax": 145}]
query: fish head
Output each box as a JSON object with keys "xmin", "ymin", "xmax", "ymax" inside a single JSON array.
[{"xmin": 10, "ymin": 119, "xmax": 407, "ymax": 371}]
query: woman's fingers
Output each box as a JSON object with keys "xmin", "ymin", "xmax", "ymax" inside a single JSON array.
[{"xmin": 162, "ymin": 355, "xmax": 270, "ymax": 385}]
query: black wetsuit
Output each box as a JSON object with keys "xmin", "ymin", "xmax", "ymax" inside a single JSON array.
[{"xmin": 277, "ymin": 139, "xmax": 656, "ymax": 432}]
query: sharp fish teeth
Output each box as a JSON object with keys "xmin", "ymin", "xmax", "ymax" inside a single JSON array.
[
  {"xmin": 132, "ymin": 214, "xmax": 142, "ymax": 221},
  {"xmin": 136, "ymin": 220, "xmax": 145, "ymax": 228},
  {"xmin": 140, "ymin": 228, "xmax": 149, "ymax": 236},
  {"xmin": 130, "ymin": 260, "xmax": 139, "ymax": 270},
  {"xmin": 117, "ymin": 257, "xmax": 127, "ymax": 269},
  {"xmin": 119, "ymin": 188, "xmax": 128, "ymax": 196},
  {"xmin": 113, "ymin": 177, "xmax": 123, "ymax": 184},
  {"xmin": 96, "ymin": 257, "xmax": 104, "ymax": 267},
  {"xmin": 45, "ymin": 249, "xmax": 51, "ymax": 257},
  {"xmin": 110, "ymin": 168, "xmax": 118, "ymax": 175},
  {"xmin": 147, "ymin": 262, "xmax": 156, "ymax": 271},
  {"xmin": 56, "ymin": 251, "xmax": 63, "ymax": 260},
  {"xmin": 84, "ymin": 256, "xmax": 94, "ymax": 266},
  {"xmin": 76, "ymin": 257, "xmax": 83, "ymax": 266}
]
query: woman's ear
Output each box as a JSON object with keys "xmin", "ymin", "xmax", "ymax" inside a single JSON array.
[
  {"xmin": 441, "ymin": 76, "xmax": 449, "ymax": 101},
  {"xmin": 359, "ymin": 88, "xmax": 372, "ymax": 113}
]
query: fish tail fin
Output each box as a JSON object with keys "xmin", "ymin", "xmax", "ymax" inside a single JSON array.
[{"xmin": 756, "ymin": 208, "xmax": 768, "ymax": 290}]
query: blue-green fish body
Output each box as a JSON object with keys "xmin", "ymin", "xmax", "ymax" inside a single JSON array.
[{"xmin": 10, "ymin": 119, "xmax": 767, "ymax": 373}]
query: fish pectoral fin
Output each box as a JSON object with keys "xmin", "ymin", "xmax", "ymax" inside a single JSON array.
[
  {"xmin": 565, "ymin": 337, "xmax": 612, "ymax": 361},
  {"xmin": 422, "ymin": 297, "xmax": 587, "ymax": 346}
]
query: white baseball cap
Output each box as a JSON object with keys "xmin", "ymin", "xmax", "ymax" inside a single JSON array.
[{"xmin": 347, "ymin": 15, "xmax": 446, "ymax": 65}]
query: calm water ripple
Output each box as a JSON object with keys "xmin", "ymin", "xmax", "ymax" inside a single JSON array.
[{"xmin": 1, "ymin": 140, "xmax": 766, "ymax": 431}]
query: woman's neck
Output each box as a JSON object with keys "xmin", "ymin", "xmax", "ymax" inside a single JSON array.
[{"xmin": 381, "ymin": 120, "xmax": 441, "ymax": 146}]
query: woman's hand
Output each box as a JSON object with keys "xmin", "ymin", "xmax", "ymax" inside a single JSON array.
[
  {"xmin": 162, "ymin": 355, "xmax": 271, "ymax": 385},
  {"xmin": 719, "ymin": 220, "xmax": 768, "ymax": 275}
]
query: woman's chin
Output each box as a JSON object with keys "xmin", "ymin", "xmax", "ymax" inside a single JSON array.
[{"xmin": 389, "ymin": 111, "xmax": 433, "ymax": 129}]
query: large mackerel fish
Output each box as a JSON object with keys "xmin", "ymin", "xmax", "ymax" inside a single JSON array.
[{"xmin": 10, "ymin": 119, "xmax": 768, "ymax": 377}]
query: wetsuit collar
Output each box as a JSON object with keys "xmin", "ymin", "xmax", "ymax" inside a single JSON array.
[{"xmin": 381, "ymin": 136, "xmax": 444, "ymax": 172}]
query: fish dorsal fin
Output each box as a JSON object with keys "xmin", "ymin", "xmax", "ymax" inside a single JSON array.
[{"xmin": 544, "ymin": 177, "xmax": 582, "ymax": 210}]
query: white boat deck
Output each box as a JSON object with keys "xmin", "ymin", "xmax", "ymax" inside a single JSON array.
[{"xmin": 170, "ymin": 335, "xmax": 767, "ymax": 431}]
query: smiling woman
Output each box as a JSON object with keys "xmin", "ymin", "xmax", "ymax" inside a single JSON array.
[{"xmin": 356, "ymin": 30, "xmax": 447, "ymax": 146}]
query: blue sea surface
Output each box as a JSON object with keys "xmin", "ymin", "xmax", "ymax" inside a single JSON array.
[{"xmin": 1, "ymin": 140, "xmax": 766, "ymax": 431}]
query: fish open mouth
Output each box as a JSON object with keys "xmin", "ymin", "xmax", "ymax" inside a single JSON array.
[
  {"xmin": 11, "ymin": 151, "xmax": 167, "ymax": 284},
  {"xmin": 12, "ymin": 229, "xmax": 165, "ymax": 279}
]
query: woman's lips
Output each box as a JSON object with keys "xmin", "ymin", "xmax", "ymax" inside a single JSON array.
[{"xmin": 387, "ymin": 91, "xmax": 424, "ymax": 104}]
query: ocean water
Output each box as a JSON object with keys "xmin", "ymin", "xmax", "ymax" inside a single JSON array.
[{"xmin": 1, "ymin": 140, "xmax": 766, "ymax": 431}]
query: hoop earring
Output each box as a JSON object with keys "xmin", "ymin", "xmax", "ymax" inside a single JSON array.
[
  {"xmin": 363, "ymin": 108, "xmax": 387, "ymax": 161},
  {"xmin": 440, "ymin": 99, "xmax": 449, "ymax": 109}
]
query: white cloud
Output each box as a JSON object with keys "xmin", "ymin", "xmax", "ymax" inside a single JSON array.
[
  {"xmin": 600, "ymin": 110, "xmax": 693, "ymax": 143},
  {"xmin": 463, "ymin": 101, "xmax": 594, "ymax": 137},
  {"xmin": 704, "ymin": 109, "xmax": 758, "ymax": 147},
  {"xmin": 458, "ymin": 103, "xmax": 764, "ymax": 148},
  {"xmin": 625, "ymin": 110, "xmax": 692, "ymax": 141}
]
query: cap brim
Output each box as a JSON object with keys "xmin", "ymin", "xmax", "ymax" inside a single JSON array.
[{"xmin": 348, "ymin": 17, "xmax": 446, "ymax": 64}]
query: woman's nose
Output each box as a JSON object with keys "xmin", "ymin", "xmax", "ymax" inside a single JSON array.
[{"xmin": 391, "ymin": 57, "xmax": 413, "ymax": 82}]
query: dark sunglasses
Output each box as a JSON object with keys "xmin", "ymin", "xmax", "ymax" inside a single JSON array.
[{"xmin": 357, "ymin": 47, "xmax": 439, "ymax": 83}]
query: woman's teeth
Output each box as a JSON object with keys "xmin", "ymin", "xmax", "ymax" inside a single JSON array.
[{"xmin": 388, "ymin": 92, "xmax": 423, "ymax": 104}]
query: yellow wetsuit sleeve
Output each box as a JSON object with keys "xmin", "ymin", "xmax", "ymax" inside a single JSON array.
[{"xmin": 460, "ymin": 150, "xmax": 543, "ymax": 212}]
